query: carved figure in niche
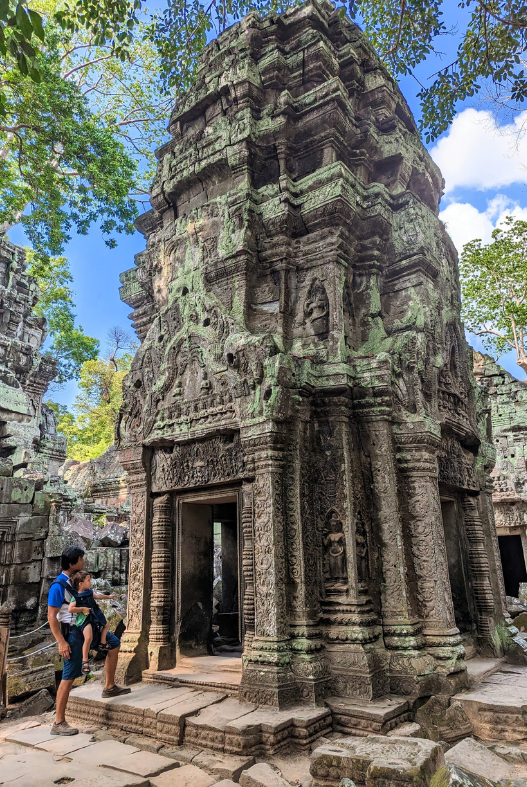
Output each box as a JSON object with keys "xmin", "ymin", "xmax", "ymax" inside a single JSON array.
[
  {"xmin": 323, "ymin": 509, "xmax": 348, "ymax": 595},
  {"xmin": 304, "ymin": 278, "xmax": 329, "ymax": 337},
  {"xmin": 355, "ymin": 511, "xmax": 369, "ymax": 584}
]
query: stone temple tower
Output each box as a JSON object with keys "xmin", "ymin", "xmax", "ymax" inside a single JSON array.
[{"xmin": 117, "ymin": 0, "xmax": 516, "ymax": 711}]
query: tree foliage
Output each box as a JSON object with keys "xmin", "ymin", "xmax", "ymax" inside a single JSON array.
[
  {"xmin": 460, "ymin": 216, "xmax": 527, "ymax": 376},
  {"xmin": 26, "ymin": 249, "xmax": 98, "ymax": 382},
  {"xmin": 47, "ymin": 327, "xmax": 135, "ymax": 460}
]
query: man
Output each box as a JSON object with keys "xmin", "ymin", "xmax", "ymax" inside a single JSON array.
[{"xmin": 48, "ymin": 545, "xmax": 130, "ymax": 735}]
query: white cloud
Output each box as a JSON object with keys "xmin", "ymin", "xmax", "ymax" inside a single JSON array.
[
  {"xmin": 439, "ymin": 196, "xmax": 527, "ymax": 255},
  {"xmin": 430, "ymin": 108, "xmax": 527, "ymax": 194}
]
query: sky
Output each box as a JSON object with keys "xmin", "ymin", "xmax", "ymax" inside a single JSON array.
[{"xmin": 9, "ymin": 1, "xmax": 527, "ymax": 408}]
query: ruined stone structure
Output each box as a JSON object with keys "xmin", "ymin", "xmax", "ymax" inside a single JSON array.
[
  {"xmin": 474, "ymin": 352, "xmax": 527, "ymax": 599},
  {"xmin": 0, "ymin": 236, "xmax": 130, "ymax": 704},
  {"xmin": 116, "ymin": 0, "xmax": 514, "ymax": 712}
]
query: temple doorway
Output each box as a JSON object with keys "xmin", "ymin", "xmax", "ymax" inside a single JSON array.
[
  {"xmin": 440, "ymin": 497, "xmax": 477, "ymax": 635},
  {"xmin": 498, "ymin": 534, "xmax": 527, "ymax": 597},
  {"xmin": 178, "ymin": 495, "xmax": 241, "ymax": 661}
]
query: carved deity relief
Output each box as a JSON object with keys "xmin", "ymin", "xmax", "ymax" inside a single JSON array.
[
  {"xmin": 323, "ymin": 509, "xmax": 348, "ymax": 596},
  {"xmin": 304, "ymin": 278, "xmax": 329, "ymax": 337},
  {"xmin": 355, "ymin": 511, "xmax": 369, "ymax": 584}
]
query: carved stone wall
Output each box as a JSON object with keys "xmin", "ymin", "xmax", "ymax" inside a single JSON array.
[
  {"xmin": 117, "ymin": 0, "xmax": 511, "ymax": 705},
  {"xmin": 473, "ymin": 352, "xmax": 527, "ymax": 599},
  {"xmin": 0, "ymin": 238, "xmax": 130, "ymax": 701}
]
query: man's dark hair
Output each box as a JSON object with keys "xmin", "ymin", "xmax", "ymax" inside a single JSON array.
[{"xmin": 61, "ymin": 546, "xmax": 85, "ymax": 570}]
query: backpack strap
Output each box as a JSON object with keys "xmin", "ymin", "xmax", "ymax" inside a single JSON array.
[{"xmin": 50, "ymin": 575, "xmax": 79, "ymax": 601}]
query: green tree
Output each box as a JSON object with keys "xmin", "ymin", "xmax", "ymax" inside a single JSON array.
[
  {"xmin": 26, "ymin": 249, "xmax": 98, "ymax": 382},
  {"xmin": 460, "ymin": 216, "xmax": 527, "ymax": 377},
  {"xmin": 47, "ymin": 327, "xmax": 135, "ymax": 460}
]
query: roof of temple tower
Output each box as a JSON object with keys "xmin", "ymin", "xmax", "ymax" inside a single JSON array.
[{"xmin": 117, "ymin": 0, "xmax": 479, "ymax": 463}]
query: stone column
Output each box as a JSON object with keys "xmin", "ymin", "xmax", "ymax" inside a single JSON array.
[
  {"xmin": 462, "ymin": 494, "xmax": 498, "ymax": 650},
  {"xmin": 285, "ymin": 401, "xmax": 330, "ymax": 705},
  {"xmin": 479, "ymin": 480, "xmax": 510, "ymax": 623},
  {"xmin": 115, "ymin": 446, "xmax": 151, "ymax": 685},
  {"xmin": 239, "ymin": 428, "xmax": 297, "ymax": 708},
  {"xmin": 318, "ymin": 394, "xmax": 387, "ymax": 701},
  {"xmin": 355, "ymin": 386, "xmax": 429, "ymax": 697},
  {"xmin": 396, "ymin": 422, "xmax": 466, "ymax": 692},
  {"xmin": 240, "ymin": 482, "xmax": 255, "ymax": 650},
  {"xmin": 148, "ymin": 494, "xmax": 174, "ymax": 671}
]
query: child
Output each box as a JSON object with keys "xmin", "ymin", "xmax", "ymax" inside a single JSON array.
[{"xmin": 68, "ymin": 570, "xmax": 116, "ymax": 674}]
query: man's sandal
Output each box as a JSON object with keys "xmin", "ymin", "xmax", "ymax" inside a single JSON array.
[{"xmin": 81, "ymin": 660, "xmax": 91, "ymax": 674}]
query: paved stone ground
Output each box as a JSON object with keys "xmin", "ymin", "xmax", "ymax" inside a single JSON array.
[{"xmin": 0, "ymin": 717, "xmax": 313, "ymax": 787}]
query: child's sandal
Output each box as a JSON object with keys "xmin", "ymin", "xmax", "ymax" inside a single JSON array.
[
  {"xmin": 81, "ymin": 660, "xmax": 91, "ymax": 674},
  {"xmin": 98, "ymin": 643, "xmax": 110, "ymax": 652}
]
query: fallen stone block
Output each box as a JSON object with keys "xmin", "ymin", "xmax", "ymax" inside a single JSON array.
[
  {"xmin": 9, "ymin": 688, "xmax": 55, "ymax": 718},
  {"xmin": 490, "ymin": 745, "xmax": 527, "ymax": 765},
  {"xmin": 239, "ymin": 763, "xmax": 291, "ymax": 787},
  {"xmin": 445, "ymin": 738, "xmax": 525, "ymax": 784},
  {"xmin": 193, "ymin": 751, "xmax": 255, "ymax": 781},
  {"xmin": 149, "ymin": 763, "xmax": 217, "ymax": 787},
  {"xmin": 185, "ymin": 698, "xmax": 257, "ymax": 751},
  {"xmin": 309, "ymin": 734, "xmax": 444, "ymax": 787},
  {"xmin": 416, "ymin": 698, "xmax": 473, "ymax": 744},
  {"xmin": 215, "ymin": 781, "xmax": 240, "ymax": 787},
  {"xmin": 430, "ymin": 764, "xmax": 497, "ymax": 787}
]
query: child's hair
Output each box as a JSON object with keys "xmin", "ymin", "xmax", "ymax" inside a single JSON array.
[{"xmin": 71, "ymin": 570, "xmax": 90, "ymax": 591}]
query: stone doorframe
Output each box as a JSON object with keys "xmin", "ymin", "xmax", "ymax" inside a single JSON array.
[{"xmin": 173, "ymin": 486, "xmax": 244, "ymax": 663}]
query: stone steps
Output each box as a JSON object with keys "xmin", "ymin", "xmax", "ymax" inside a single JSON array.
[{"xmin": 66, "ymin": 682, "xmax": 332, "ymax": 755}]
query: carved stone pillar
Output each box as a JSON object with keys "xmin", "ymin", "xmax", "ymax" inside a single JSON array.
[
  {"xmin": 241, "ymin": 482, "xmax": 255, "ymax": 650},
  {"xmin": 396, "ymin": 423, "xmax": 466, "ymax": 691},
  {"xmin": 317, "ymin": 395, "xmax": 387, "ymax": 701},
  {"xmin": 462, "ymin": 494, "xmax": 498, "ymax": 651},
  {"xmin": 355, "ymin": 389, "xmax": 429, "ymax": 697},
  {"xmin": 239, "ymin": 428, "xmax": 297, "ymax": 708},
  {"xmin": 148, "ymin": 494, "xmax": 174, "ymax": 670},
  {"xmin": 285, "ymin": 401, "xmax": 330, "ymax": 705},
  {"xmin": 0, "ymin": 606, "xmax": 10, "ymax": 718},
  {"xmin": 115, "ymin": 446, "xmax": 151, "ymax": 685},
  {"xmin": 479, "ymin": 480, "xmax": 510, "ymax": 624}
]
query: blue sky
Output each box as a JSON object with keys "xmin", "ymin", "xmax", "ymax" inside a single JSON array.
[{"xmin": 9, "ymin": 1, "xmax": 527, "ymax": 407}]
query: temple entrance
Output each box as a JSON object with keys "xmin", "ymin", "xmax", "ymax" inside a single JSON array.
[
  {"xmin": 178, "ymin": 495, "xmax": 241, "ymax": 661},
  {"xmin": 498, "ymin": 534, "xmax": 527, "ymax": 597},
  {"xmin": 441, "ymin": 497, "xmax": 477, "ymax": 635}
]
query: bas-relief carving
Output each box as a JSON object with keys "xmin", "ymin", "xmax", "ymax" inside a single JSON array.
[
  {"xmin": 323, "ymin": 509, "xmax": 348, "ymax": 596},
  {"xmin": 117, "ymin": 0, "xmax": 511, "ymax": 706},
  {"xmin": 151, "ymin": 433, "xmax": 246, "ymax": 492}
]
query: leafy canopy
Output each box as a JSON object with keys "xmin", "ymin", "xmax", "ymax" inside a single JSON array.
[
  {"xmin": 460, "ymin": 216, "xmax": 527, "ymax": 376},
  {"xmin": 47, "ymin": 327, "xmax": 136, "ymax": 460},
  {"xmin": 26, "ymin": 249, "xmax": 98, "ymax": 383}
]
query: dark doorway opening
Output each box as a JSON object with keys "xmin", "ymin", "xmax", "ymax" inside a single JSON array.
[
  {"xmin": 179, "ymin": 499, "xmax": 241, "ymax": 659},
  {"xmin": 441, "ymin": 500, "xmax": 476, "ymax": 634},
  {"xmin": 498, "ymin": 534, "xmax": 527, "ymax": 598}
]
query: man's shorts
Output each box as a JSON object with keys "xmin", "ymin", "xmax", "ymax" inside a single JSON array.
[{"xmin": 62, "ymin": 627, "xmax": 120, "ymax": 681}]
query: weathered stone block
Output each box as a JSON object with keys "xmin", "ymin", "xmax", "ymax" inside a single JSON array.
[
  {"xmin": 9, "ymin": 561, "xmax": 43, "ymax": 584},
  {"xmin": 16, "ymin": 515, "xmax": 48, "ymax": 538},
  {"xmin": 239, "ymin": 763, "xmax": 291, "ymax": 787},
  {"xmin": 416, "ymin": 698, "xmax": 473, "ymax": 744},
  {"xmin": 7, "ymin": 663, "xmax": 56, "ymax": 699},
  {"xmin": 9, "ymin": 688, "xmax": 55, "ymax": 718},
  {"xmin": 32, "ymin": 491, "xmax": 51, "ymax": 515},
  {"xmin": 0, "ymin": 476, "xmax": 34, "ymax": 504},
  {"xmin": 309, "ymin": 735, "xmax": 444, "ymax": 787}
]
